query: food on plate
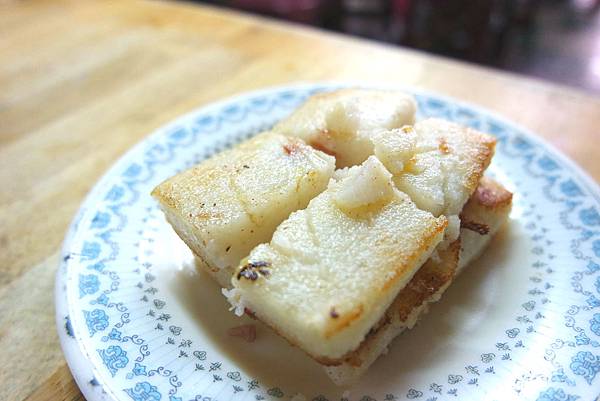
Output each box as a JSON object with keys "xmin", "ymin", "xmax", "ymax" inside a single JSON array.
[
  {"xmin": 226, "ymin": 157, "xmax": 447, "ymax": 362},
  {"xmin": 373, "ymin": 119, "xmax": 496, "ymax": 217},
  {"xmin": 458, "ymin": 176, "xmax": 513, "ymax": 273},
  {"xmin": 152, "ymin": 132, "xmax": 335, "ymax": 287},
  {"xmin": 273, "ymin": 88, "xmax": 417, "ymax": 167},
  {"xmin": 151, "ymin": 88, "xmax": 512, "ymax": 386},
  {"xmin": 354, "ymin": 119, "xmax": 495, "ymax": 250},
  {"xmin": 324, "ymin": 177, "xmax": 512, "ymax": 385}
]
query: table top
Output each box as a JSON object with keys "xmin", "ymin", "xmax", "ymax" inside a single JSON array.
[{"xmin": 2, "ymin": 1, "xmax": 599, "ymax": 400}]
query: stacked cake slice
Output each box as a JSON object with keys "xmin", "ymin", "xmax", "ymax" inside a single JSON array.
[
  {"xmin": 324, "ymin": 176, "xmax": 512, "ymax": 384},
  {"xmin": 152, "ymin": 132, "xmax": 336, "ymax": 288},
  {"xmin": 152, "ymin": 88, "xmax": 512, "ymax": 385}
]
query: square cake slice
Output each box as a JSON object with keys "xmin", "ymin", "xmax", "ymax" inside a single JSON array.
[
  {"xmin": 273, "ymin": 88, "xmax": 417, "ymax": 168},
  {"xmin": 228, "ymin": 157, "xmax": 447, "ymax": 362},
  {"xmin": 324, "ymin": 176, "xmax": 512, "ymax": 385},
  {"xmin": 151, "ymin": 132, "xmax": 335, "ymax": 287},
  {"xmin": 374, "ymin": 119, "xmax": 496, "ymax": 217}
]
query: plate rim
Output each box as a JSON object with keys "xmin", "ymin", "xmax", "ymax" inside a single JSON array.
[{"xmin": 54, "ymin": 81, "xmax": 600, "ymax": 401}]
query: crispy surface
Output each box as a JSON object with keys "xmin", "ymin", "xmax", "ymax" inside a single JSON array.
[
  {"xmin": 152, "ymin": 132, "xmax": 335, "ymax": 287},
  {"xmin": 388, "ymin": 119, "xmax": 497, "ymax": 217},
  {"xmin": 325, "ymin": 177, "xmax": 512, "ymax": 384},
  {"xmin": 464, "ymin": 176, "xmax": 513, "ymax": 210},
  {"xmin": 273, "ymin": 88, "xmax": 417, "ymax": 168},
  {"xmin": 394, "ymin": 240, "xmax": 461, "ymax": 323},
  {"xmin": 342, "ymin": 239, "xmax": 460, "ymax": 368},
  {"xmin": 232, "ymin": 159, "xmax": 447, "ymax": 360},
  {"xmin": 458, "ymin": 176, "xmax": 513, "ymax": 272},
  {"xmin": 278, "ymin": 93, "xmax": 495, "ymax": 218}
]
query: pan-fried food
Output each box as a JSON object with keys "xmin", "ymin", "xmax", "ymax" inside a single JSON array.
[
  {"xmin": 152, "ymin": 132, "xmax": 335, "ymax": 287},
  {"xmin": 227, "ymin": 157, "xmax": 447, "ymax": 362}
]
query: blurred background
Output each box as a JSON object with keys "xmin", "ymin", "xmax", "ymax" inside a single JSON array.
[{"xmin": 192, "ymin": 0, "xmax": 600, "ymax": 93}]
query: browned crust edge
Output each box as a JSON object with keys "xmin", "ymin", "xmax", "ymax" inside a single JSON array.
[
  {"xmin": 464, "ymin": 131, "xmax": 497, "ymax": 196},
  {"xmin": 471, "ymin": 176, "xmax": 513, "ymax": 209},
  {"xmin": 242, "ymin": 236, "xmax": 459, "ymax": 367},
  {"xmin": 321, "ymin": 214, "xmax": 447, "ymax": 339},
  {"xmin": 460, "ymin": 220, "xmax": 490, "ymax": 235},
  {"xmin": 341, "ymin": 238, "xmax": 461, "ymax": 367},
  {"xmin": 245, "ymin": 177, "xmax": 511, "ymax": 367}
]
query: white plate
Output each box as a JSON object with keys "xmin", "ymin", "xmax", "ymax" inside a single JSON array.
[{"xmin": 56, "ymin": 83, "xmax": 600, "ymax": 401}]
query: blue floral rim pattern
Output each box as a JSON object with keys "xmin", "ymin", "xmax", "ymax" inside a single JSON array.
[{"xmin": 55, "ymin": 83, "xmax": 600, "ymax": 401}]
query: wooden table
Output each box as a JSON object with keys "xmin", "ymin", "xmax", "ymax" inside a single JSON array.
[{"xmin": 2, "ymin": 0, "xmax": 599, "ymax": 400}]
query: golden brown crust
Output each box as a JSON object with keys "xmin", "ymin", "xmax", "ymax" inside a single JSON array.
[
  {"xmin": 471, "ymin": 176, "xmax": 513, "ymax": 209},
  {"xmin": 341, "ymin": 239, "xmax": 460, "ymax": 367},
  {"xmin": 242, "ymin": 228, "xmax": 451, "ymax": 367},
  {"xmin": 239, "ymin": 178, "xmax": 510, "ymax": 368},
  {"xmin": 316, "ymin": 207, "xmax": 447, "ymax": 340},
  {"xmin": 460, "ymin": 177, "xmax": 513, "ymax": 229},
  {"xmin": 413, "ymin": 118, "xmax": 496, "ymax": 199},
  {"xmin": 319, "ymin": 238, "xmax": 459, "ymax": 366},
  {"xmin": 463, "ymin": 131, "xmax": 497, "ymax": 196},
  {"xmin": 334, "ymin": 178, "xmax": 512, "ymax": 370},
  {"xmin": 378, "ymin": 217, "xmax": 448, "ymax": 292},
  {"xmin": 243, "ymin": 216, "xmax": 448, "ymax": 365},
  {"xmin": 395, "ymin": 239, "xmax": 460, "ymax": 321},
  {"xmin": 151, "ymin": 185, "xmax": 174, "ymax": 209}
]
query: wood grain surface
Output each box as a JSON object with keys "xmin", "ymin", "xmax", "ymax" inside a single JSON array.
[{"xmin": 1, "ymin": 0, "xmax": 599, "ymax": 400}]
